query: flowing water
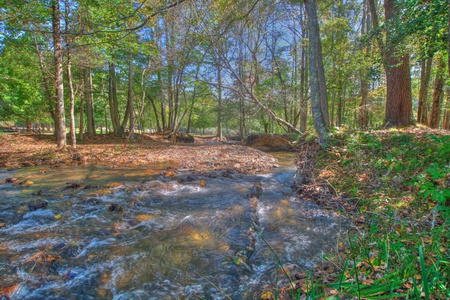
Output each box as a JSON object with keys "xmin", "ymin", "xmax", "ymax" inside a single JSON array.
[{"xmin": 0, "ymin": 153, "xmax": 346, "ymax": 299}]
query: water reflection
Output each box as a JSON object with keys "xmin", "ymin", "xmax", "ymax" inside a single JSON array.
[{"xmin": 0, "ymin": 153, "xmax": 345, "ymax": 299}]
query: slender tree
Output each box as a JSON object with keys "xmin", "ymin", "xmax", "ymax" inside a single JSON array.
[
  {"xmin": 304, "ymin": 0, "xmax": 328, "ymax": 146},
  {"xmin": 52, "ymin": 0, "xmax": 66, "ymax": 148},
  {"xmin": 64, "ymin": 0, "xmax": 76, "ymax": 148}
]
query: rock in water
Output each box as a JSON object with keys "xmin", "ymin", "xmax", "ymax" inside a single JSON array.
[
  {"xmin": 247, "ymin": 182, "xmax": 263, "ymax": 199},
  {"xmin": 107, "ymin": 203, "xmax": 123, "ymax": 212},
  {"xmin": 27, "ymin": 200, "xmax": 48, "ymax": 211}
]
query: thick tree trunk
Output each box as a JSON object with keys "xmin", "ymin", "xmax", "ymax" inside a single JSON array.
[
  {"xmin": 417, "ymin": 57, "xmax": 433, "ymax": 124},
  {"xmin": 305, "ymin": 0, "xmax": 328, "ymax": 146},
  {"xmin": 52, "ymin": 0, "xmax": 66, "ymax": 148},
  {"xmin": 429, "ymin": 57, "xmax": 445, "ymax": 128},
  {"xmin": 384, "ymin": 0, "xmax": 413, "ymax": 127}
]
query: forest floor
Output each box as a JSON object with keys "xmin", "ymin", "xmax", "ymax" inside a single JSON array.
[{"xmin": 0, "ymin": 132, "xmax": 278, "ymax": 174}]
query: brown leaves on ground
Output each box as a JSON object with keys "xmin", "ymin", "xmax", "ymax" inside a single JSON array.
[{"xmin": 0, "ymin": 133, "xmax": 278, "ymax": 174}]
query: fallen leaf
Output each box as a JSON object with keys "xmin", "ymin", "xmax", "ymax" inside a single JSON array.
[
  {"xmin": 260, "ymin": 291, "xmax": 274, "ymax": 300},
  {"xmin": 137, "ymin": 214, "xmax": 154, "ymax": 222},
  {"xmin": 200, "ymin": 180, "xmax": 206, "ymax": 187},
  {"xmin": 21, "ymin": 180, "xmax": 34, "ymax": 187},
  {"xmin": 54, "ymin": 214, "xmax": 62, "ymax": 219}
]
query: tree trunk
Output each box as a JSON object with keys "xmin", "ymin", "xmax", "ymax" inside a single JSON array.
[
  {"xmin": 128, "ymin": 53, "xmax": 135, "ymax": 140},
  {"xmin": 84, "ymin": 68, "xmax": 95, "ymax": 134},
  {"xmin": 445, "ymin": 0, "xmax": 450, "ymax": 130},
  {"xmin": 79, "ymin": 82, "xmax": 85, "ymax": 140},
  {"xmin": 238, "ymin": 31, "xmax": 247, "ymax": 139},
  {"xmin": 157, "ymin": 71, "xmax": 167, "ymax": 131},
  {"xmin": 66, "ymin": 47, "xmax": 76, "ymax": 148},
  {"xmin": 148, "ymin": 96, "xmax": 162, "ymax": 132},
  {"xmin": 52, "ymin": 0, "xmax": 66, "ymax": 148},
  {"xmin": 384, "ymin": 0, "xmax": 413, "ymax": 127},
  {"xmin": 299, "ymin": 8, "xmax": 308, "ymax": 133},
  {"xmin": 108, "ymin": 61, "xmax": 121, "ymax": 134},
  {"xmin": 368, "ymin": 0, "xmax": 384, "ymax": 54},
  {"xmin": 120, "ymin": 53, "xmax": 134, "ymax": 135},
  {"xmin": 217, "ymin": 60, "xmax": 223, "ymax": 141},
  {"xmin": 429, "ymin": 57, "xmax": 445, "ymax": 128},
  {"xmin": 417, "ymin": 56, "xmax": 433, "ymax": 124},
  {"xmin": 443, "ymin": 88, "xmax": 450, "ymax": 130},
  {"xmin": 359, "ymin": 3, "xmax": 369, "ymax": 129},
  {"xmin": 305, "ymin": 0, "xmax": 328, "ymax": 146},
  {"xmin": 65, "ymin": 0, "xmax": 76, "ymax": 149}
]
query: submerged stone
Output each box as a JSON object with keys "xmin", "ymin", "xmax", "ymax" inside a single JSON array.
[
  {"xmin": 107, "ymin": 203, "xmax": 123, "ymax": 212},
  {"xmin": 26, "ymin": 199, "xmax": 48, "ymax": 211}
]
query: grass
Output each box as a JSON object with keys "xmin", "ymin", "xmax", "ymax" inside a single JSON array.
[{"xmin": 287, "ymin": 127, "xmax": 449, "ymax": 299}]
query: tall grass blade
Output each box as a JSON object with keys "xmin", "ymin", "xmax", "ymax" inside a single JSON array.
[{"xmin": 419, "ymin": 245, "xmax": 430, "ymax": 300}]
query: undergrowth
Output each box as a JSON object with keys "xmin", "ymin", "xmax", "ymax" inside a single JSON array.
[{"xmin": 287, "ymin": 128, "xmax": 449, "ymax": 299}]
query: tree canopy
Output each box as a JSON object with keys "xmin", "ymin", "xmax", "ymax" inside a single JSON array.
[{"xmin": 0, "ymin": 0, "xmax": 449, "ymax": 146}]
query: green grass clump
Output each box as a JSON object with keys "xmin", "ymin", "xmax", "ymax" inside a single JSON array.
[{"xmin": 299, "ymin": 128, "xmax": 449, "ymax": 299}]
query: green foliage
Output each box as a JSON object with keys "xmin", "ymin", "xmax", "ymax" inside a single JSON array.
[
  {"xmin": 399, "ymin": 0, "xmax": 449, "ymax": 57},
  {"xmin": 0, "ymin": 34, "xmax": 47, "ymax": 123}
]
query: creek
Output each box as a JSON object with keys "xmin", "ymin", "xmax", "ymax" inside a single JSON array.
[{"xmin": 0, "ymin": 152, "xmax": 345, "ymax": 299}]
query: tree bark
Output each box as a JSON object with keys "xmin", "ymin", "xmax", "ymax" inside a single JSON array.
[
  {"xmin": 66, "ymin": 45, "xmax": 76, "ymax": 148},
  {"xmin": 417, "ymin": 56, "xmax": 433, "ymax": 124},
  {"xmin": 128, "ymin": 53, "xmax": 135, "ymax": 140},
  {"xmin": 65, "ymin": 0, "xmax": 76, "ymax": 148},
  {"xmin": 443, "ymin": 89, "xmax": 450, "ymax": 130},
  {"xmin": 299, "ymin": 7, "xmax": 308, "ymax": 133},
  {"xmin": 217, "ymin": 59, "xmax": 223, "ymax": 140},
  {"xmin": 79, "ymin": 79, "xmax": 85, "ymax": 140},
  {"xmin": 52, "ymin": 0, "xmax": 66, "ymax": 148},
  {"xmin": 84, "ymin": 68, "xmax": 95, "ymax": 134},
  {"xmin": 359, "ymin": 2, "xmax": 369, "ymax": 129},
  {"xmin": 305, "ymin": 0, "xmax": 328, "ymax": 146},
  {"xmin": 445, "ymin": 0, "xmax": 450, "ymax": 130},
  {"xmin": 429, "ymin": 57, "xmax": 445, "ymax": 128},
  {"xmin": 108, "ymin": 61, "xmax": 121, "ymax": 134},
  {"xmin": 384, "ymin": 0, "xmax": 413, "ymax": 127},
  {"xmin": 120, "ymin": 53, "xmax": 134, "ymax": 135},
  {"xmin": 368, "ymin": 0, "xmax": 384, "ymax": 54}
]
